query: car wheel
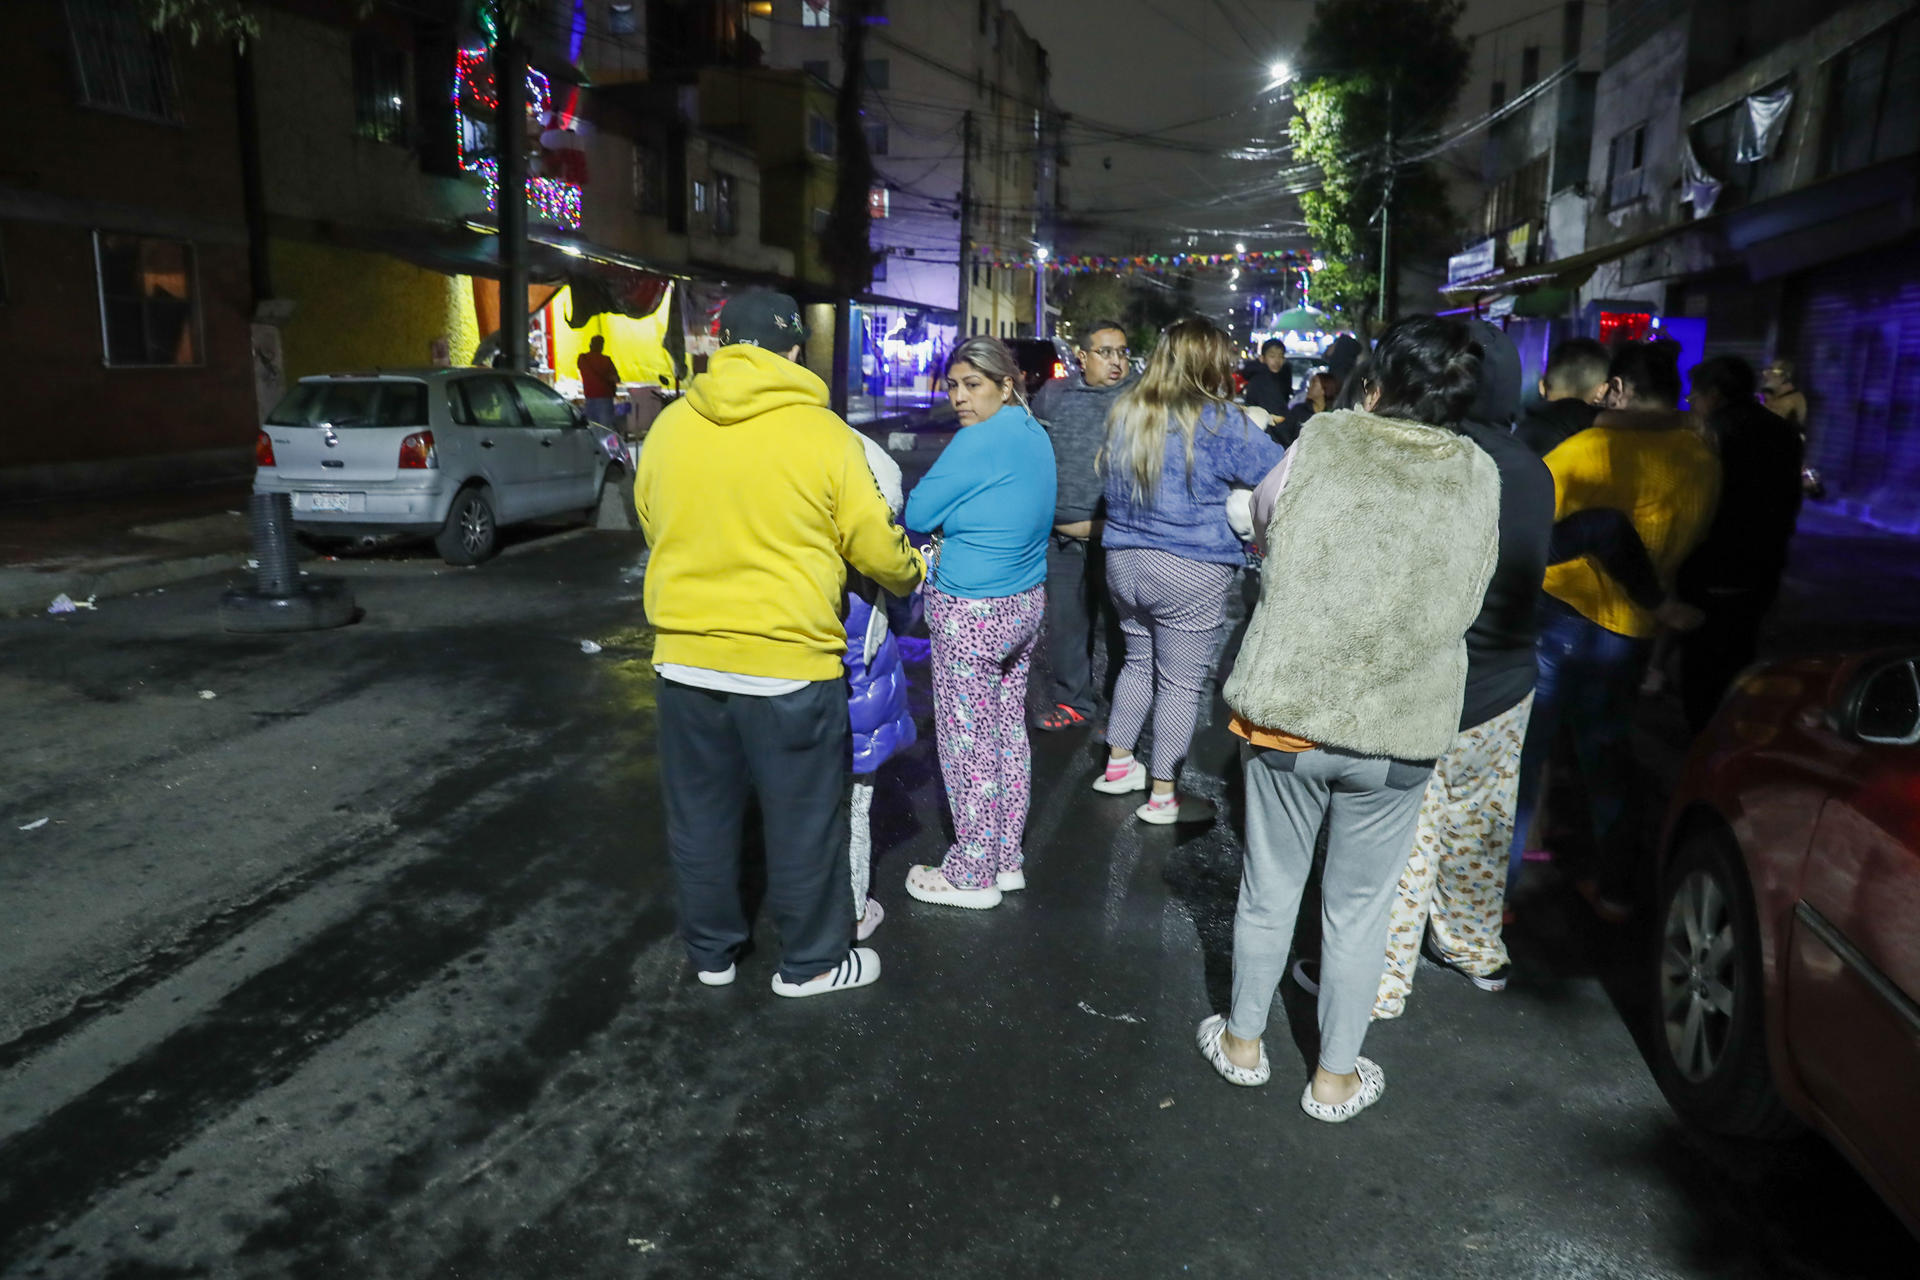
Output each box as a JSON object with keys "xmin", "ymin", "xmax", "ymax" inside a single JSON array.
[
  {"xmin": 436, "ymin": 486, "xmax": 498, "ymax": 565},
  {"xmin": 1649, "ymin": 827, "xmax": 1796, "ymax": 1138}
]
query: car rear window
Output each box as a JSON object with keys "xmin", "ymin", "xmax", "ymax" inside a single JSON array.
[{"xmin": 267, "ymin": 380, "xmax": 429, "ymax": 428}]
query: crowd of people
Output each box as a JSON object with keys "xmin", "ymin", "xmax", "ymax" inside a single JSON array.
[{"xmin": 633, "ymin": 288, "xmax": 1804, "ymax": 1118}]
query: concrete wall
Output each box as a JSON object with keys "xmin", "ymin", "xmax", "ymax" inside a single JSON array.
[
  {"xmin": 271, "ymin": 239, "xmax": 480, "ymax": 378},
  {"xmin": 1585, "ymin": 18, "xmax": 1690, "ymax": 250}
]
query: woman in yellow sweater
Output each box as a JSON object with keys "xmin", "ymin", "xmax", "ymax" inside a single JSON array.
[{"xmin": 1512, "ymin": 340, "xmax": 1720, "ymax": 922}]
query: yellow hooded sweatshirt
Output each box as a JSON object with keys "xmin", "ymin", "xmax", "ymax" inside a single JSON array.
[{"xmin": 634, "ymin": 344, "xmax": 924, "ymax": 681}]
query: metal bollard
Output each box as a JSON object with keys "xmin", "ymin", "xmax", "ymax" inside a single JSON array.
[{"xmin": 219, "ymin": 492, "xmax": 356, "ymax": 632}]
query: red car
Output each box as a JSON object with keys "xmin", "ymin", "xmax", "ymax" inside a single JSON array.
[{"xmin": 1652, "ymin": 649, "xmax": 1920, "ymax": 1236}]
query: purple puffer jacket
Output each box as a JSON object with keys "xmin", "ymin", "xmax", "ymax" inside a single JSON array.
[{"xmin": 844, "ymin": 592, "xmax": 916, "ymax": 774}]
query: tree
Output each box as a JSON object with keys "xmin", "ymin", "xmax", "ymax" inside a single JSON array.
[
  {"xmin": 1055, "ymin": 271, "xmax": 1194, "ymax": 358},
  {"xmin": 1290, "ymin": 0, "xmax": 1469, "ymax": 330}
]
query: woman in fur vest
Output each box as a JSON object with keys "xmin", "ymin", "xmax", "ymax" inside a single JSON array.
[{"xmin": 1196, "ymin": 316, "xmax": 1502, "ymax": 1123}]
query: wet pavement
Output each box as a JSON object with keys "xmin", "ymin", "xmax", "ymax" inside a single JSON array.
[{"xmin": 1, "ymin": 518, "xmax": 1916, "ymax": 1278}]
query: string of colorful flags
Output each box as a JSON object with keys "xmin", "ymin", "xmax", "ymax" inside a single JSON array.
[{"xmin": 972, "ymin": 246, "xmax": 1317, "ymax": 275}]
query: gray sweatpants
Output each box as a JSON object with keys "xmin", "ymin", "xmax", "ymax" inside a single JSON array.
[{"xmin": 1230, "ymin": 742, "xmax": 1433, "ymax": 1074}]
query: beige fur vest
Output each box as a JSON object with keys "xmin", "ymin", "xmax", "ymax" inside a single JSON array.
[{"xmin": 1224, "ymin": 409, "xmax": 1502, "ymax": 760}]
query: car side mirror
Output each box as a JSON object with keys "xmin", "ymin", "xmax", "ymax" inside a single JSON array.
[{"xmin": 1838, "ymin": 656, "xmax": 1920, "ymax": 745}]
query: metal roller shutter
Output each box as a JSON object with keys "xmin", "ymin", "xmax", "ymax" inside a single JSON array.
[{"xmin": 1790, "ymin": 237, "xmax": 1920, "ymax": 528}]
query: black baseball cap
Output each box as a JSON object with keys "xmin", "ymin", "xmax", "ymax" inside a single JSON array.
[{"xmin": 719, "ymin": 290, "xmax": 809, "ymax": 350}]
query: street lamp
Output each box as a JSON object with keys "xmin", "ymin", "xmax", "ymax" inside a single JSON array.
[{"xmin": 1268, "ymin": 61, "xmax": 1292, "ymax": 86}]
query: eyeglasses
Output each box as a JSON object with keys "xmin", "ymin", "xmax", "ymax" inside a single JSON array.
[{"xmin": 1088, "ymin": 346, "xmax": 1130, "ymax": 360}]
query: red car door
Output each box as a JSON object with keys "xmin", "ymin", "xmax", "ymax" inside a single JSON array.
[{"xmin": 1784, "ymin": 655, "xmax": 1920, "ymax": 1228}]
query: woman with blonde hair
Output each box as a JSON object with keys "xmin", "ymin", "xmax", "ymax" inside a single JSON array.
[
  {"xmin": 902, "ymin": 337, "xmax": 1057, "ymax": 908},
  {"xmin": 1092, "ymin": 317, "xmax": 1288, "ymax": 824}
]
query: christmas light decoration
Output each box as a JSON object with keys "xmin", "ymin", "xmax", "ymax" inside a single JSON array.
[
  {"xmin": 454, "ymin": 49, "xmax": 582, "ymax": 230},
  {"xmin": 968, "ymin": 246, "xmax": 1315, "ymax": 276}
]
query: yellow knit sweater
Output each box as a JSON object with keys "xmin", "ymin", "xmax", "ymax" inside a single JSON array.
[
  {"xmin": 634, "ymin": 346, "xmax": 924, "ymax": 680},
  {"xmin": 1543, "ymin": 421, "xmax": 1721, "ymax": 638}
]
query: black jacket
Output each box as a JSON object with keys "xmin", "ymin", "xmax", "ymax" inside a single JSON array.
[
  {"xmin": 1458, "ymin": 321, "xmax": 1556, "ymax": 730},
  {"xmin": 1243, "ymin": 366, "xmax": 1293, "ymax": 418},
  {"xmin": 1516, "ymin": 398, "xmax": 1599, "ymax": 457},
  {"xmin": 1679, "ymin": 401, "xmax": 1804, "ymax": 598}
]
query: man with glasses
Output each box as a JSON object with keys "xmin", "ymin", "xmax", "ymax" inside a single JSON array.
[{"xmin": 1031, "ymin": 321, "xmax": 1136, "ymax": 731}]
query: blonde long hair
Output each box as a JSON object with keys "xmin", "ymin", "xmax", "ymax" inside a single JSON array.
[{"xmin": 1099, "ymin": 317, "xmax": 1238, "ymax": 503}]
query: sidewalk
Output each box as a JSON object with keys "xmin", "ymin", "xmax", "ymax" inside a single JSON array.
[{"xmin": 0, "ymin": 482, "xmax": 258, "ymax": 616}]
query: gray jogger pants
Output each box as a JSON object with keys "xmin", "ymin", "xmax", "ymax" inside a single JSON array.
[{"xmin": 1229, "ymin": 742, "xmax": 1433, "ymax": 1074}]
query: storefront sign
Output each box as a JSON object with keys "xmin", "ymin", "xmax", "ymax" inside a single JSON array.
[{"xmin": 1447, "ymin": 238, "xmax": 1498, "ymax": 288}]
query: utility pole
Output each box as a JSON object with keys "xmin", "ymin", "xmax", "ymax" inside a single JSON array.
[
  {"xmin": 1376, "ymin": 78, "xmax": 1395, "ymax": 328},
  {"xmin": 498, "ymin": 32, "xmax": 530, "ymax": 372},
  {"xmin": 958, "ymin": 110, "xmax": 974, "ymax": 337}
]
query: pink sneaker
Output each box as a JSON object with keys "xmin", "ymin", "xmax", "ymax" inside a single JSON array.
[{"xmin": 1092, "ymin": 757, "xmax": 1148, "ymax": 794}]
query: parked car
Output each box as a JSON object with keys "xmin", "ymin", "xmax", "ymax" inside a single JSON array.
[
  {"xmin": 253, "ymin": 369, "xmax": 626, "ymax": 565},
  {"xmin": 1006, "ymin": 337, "xmax": 1077, "ymax": 399},
  {"xmin": 1650, "ymin": 648, "xmax": 1920, "ymax": 1236}
]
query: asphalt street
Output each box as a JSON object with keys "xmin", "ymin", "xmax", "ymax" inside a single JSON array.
[{"xmin": 0, "ymin": 512, "xmax": 1915, "ymax": 1278}]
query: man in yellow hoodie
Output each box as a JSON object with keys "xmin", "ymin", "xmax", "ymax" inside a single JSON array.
[
  {"xmin": 635, "ymin": 291, "xmax": 924, "ymax": 998},
  {"xmin": 1512, "ymin": 339, "xmax": 1720, "ymax": 922}
]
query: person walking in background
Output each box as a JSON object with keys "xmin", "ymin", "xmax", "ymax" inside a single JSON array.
[
  {"xmin": 1512, "ymin": 339, "xmax": 1721, "ymax": 923},
  {"xmin": 1373, "ymin": 321, "xmax": 1552, "ymax": 1019},
  {"xmin": 1243, "ymin": 338, "xmax": 1294, "ymax": 419},
  {"xmin": 1516, "ymin": 338, "xmax": 1610, "ymax": 457},
  {"xmin": 635, "ymin": 291, "xmax": 923, "ymax": 997},
  {"xmin": 844, "ymin": 431, "xmax": 921, "ymax": 942},
  {"xmin": 1760, "ymin": 358, "xmax": 1808, "ymax": 437},
  {"xmin": 578, "ymin": 335, "xmax": 621, "ymax": 427},
  {"xmin": 902, "ymin": 337, "xmax": 1056, "ymax": 910},
  {"xmin": 1672, "ymin": 355, "xmax": 1804, "ymax": 733},
  {"xmin": 1032, "ymin": 319, "xmax": 1135, "ymax": 733},
  {"xmin": 1092, "ymin": 317, "xmax": 1288, "ymax": 825},
  {"xmin": 1200, "ymin": 316, "xmax": 1501, "ymax": 1122},
  {"xmin": 1275, "ymin": 370, "xmax": 1339, "ymax": 447}
]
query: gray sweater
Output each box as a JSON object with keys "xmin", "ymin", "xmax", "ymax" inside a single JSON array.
[
  {"xmin": 1225, "ymin": 409, "xmax": 1502, "ymax": 761},
  {"xmin": 1032, "ymin": 371, "xmax": 1137, "ymax": 525}
]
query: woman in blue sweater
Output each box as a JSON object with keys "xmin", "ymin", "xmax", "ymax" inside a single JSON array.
[
  {"xmin": 1094, "ymin": 317, "xmax": 1289, "ymax": 824},
  {"xmin": 901, "ymin": 338, "xmax": 1057, "ymax": 910}
]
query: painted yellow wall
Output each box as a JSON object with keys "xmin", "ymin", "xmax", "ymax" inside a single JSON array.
[
  {"xmin": 549, "ymin": 283, "xmax": 679, "ymax": 391},
  {"xmin": 272, "ymin": 239, "xmax": 481, "ymax": 378}
]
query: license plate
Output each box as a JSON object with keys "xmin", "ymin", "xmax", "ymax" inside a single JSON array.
[{"xmin": 307, "ymin": 492, "xmax": 352, "ymax": 512}]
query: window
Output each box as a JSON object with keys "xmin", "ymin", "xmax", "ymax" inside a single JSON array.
[
  {"xmin": 1490, "ymin": 79, "xmax": 1506, "ymax": 111},
  {"xmin": 1521, "ymin": 45, "xmax": 1540, "ymax": 89},
  {"xmin": 802, "ymin": 0, "xmax": 831, "ymax": 27},
  {"xmin": 1607, "ymin": 122, "xmax": 1648, "ymax": 207},
  {"xmin": 808, "ymin": 112, "xmax": 836, "ymax": 157},
  {"xmin": 94, "ymin": 233, "xmax": 199, "ymax": 367},
  {"xmin": 352, "ymin": 32, "xmax": 409, "ymax": 145},
  {"xmin": 1822, "ymin": 14, "xmax": 1920, "ymax": 176},
  {"xmin": 634, "ymin": 142, "xmax": 665, "ymax": 215},
  {"xmin": 715, "ymin": 173, "xmax": 736, "ymax": 235},
  {"xmin": 1563, "ymin": 1, "xmax": 1585, "ymax": 60},
  {"xmin": 270, "ymin": 380, "xmax": 427, "ymax": 427},
  {"xmin": 1856, "ymin": 660, "xmax": 1920, "ymax": 743},
  {"xmin": 65, "ymin": 0, "xmax": 179, "ymax": 122},
  {"xmin": 692, "ymin": 179, "xmax": 710, "ymax": 216},
  {"xmin": 865, "ymin": 121, "xmax": 889, "ymax": 156},
  {"xmin": 1691, "ymin": 96, "xmax": 1790, "ymax": 212},
  {"xmin": 864, "ymin": 59, "xmax": 890, "ymax": 90},
  {"xmin": 451, "ymin": 376, "xmax": 527, "ymax": 426},
  {"xmin": 803, "ymin": 59, "xmax": 831, "ymax": 84},
  {"xmin": 872, "ymin": 251, "xmax": 887, "ymax": 282},
  {"xmin": 513, "ymin": 377, "xmax": 580, "ymax": 427},
  {"xmin": 610, "ymin": 2, "xmax": 638, "ymax": 35}
]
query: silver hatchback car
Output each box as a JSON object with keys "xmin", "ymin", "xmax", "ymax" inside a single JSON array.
[{"xmin": 253, "ymin": 369, "xmax": 623, "ymax": 564}]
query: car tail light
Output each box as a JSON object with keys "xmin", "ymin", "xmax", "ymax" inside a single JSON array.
[
  {"xmin": 1052, "ymin": 360, "xmax": 1067, "ymax": 380},
  {"xmin": 398, "ymin": 430, "xmax": 437, "ymax": 470},
  {"xmin": 255, "ymin": 430, "xmax": 276, "ymax": 467}
]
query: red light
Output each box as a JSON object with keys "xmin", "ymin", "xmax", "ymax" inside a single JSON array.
[
  {"xmin": 398, "ymin": 430, "xmax": 437, "ymax": 469},
  {"xmin": 1051, "ymin": 360, "xmax": 1066, "ymax": 380},
  {"xmin": 1598, "ymin": 311, "xmax": 1654, "ymax": 345},
  {"xmin": 255, "ymin": 430, "xmax": 276, "ymax": 467}
]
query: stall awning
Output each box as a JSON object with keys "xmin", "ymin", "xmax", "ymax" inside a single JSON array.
[{"xmin": 1438, "ymin": 225, "xmax": 1680, "ymax": 300}]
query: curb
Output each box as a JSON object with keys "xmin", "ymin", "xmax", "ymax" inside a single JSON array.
[{"xmin": 0, "ymin": 550, "xmax": 252, "ymax": 618}]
